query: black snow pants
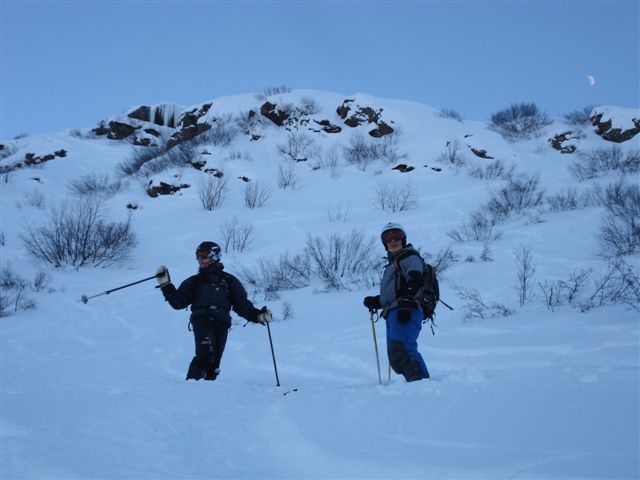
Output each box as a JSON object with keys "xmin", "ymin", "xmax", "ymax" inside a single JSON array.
[{"xmin": 186, "ymin": 314, "xmax": 230, "ymax": 381}]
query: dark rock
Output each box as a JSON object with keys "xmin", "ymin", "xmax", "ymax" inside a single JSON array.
[
  {"xmin": 591, "ymin": 112, "xmax": 640, "ymax": 143},
  {"xmin": 431, "ymin": 167, "xmax": 442, "ymax": 172},
  {"xmin": 260, "ymin": 101, "xmax": 290, "ymax": 126},
  {"xmin": 54, "ymin": 149, "xmax": 67, "ymax": 157},
  {"xmin": 238, "ymin": 176, "xmax": 250, "ymax": 182},
  {"xmin": 146, "ymin": 182, "xmax": 190, "ymax": 198},
  {"xmin": 178, "ymin": 103, "xmax": 212, "ymax": 129},
  {"xmin": 369, "ymin": 121, "xmax": 394, "ymax": 138},
  {"xmin": 469, "ymin": 147, "xmax": 494, "ymax": 159},
  {"xmin": 314, "ymin": 120, "xmax": 342, "ymax": 134},
  {"xmin": 205, "ymin": 168, "xmax": 224, "ymax": 178},
  {"xmin": 107, "ymin": 121, "xmax": 138, "ymax": 140},
  {"xmin": 190, "ymin": 160, "xmax": 207, "ymax": 170},
  {"xmin": 126, "ymin": 203, "xmax": 139, "ymax": 210},
  {"xmin": 92, "ymin": 122, "xmax": 110, "ymax": 136},
  {"xmin": 128, "ymin": 106, "xmax": 151, "ymax": 122},
  {"xmin": 392, "ymin": 163, "xmax": 414, "ymax": 173},
  {"xmin": 144, "ymin": 128, "xmax": 160, "ymax": 137},
  {"xmin": 336, "ymin": 99, "xmax": 354, "ymax": 119},
  {"xmin": 549, "ymin": 131, "xmax": 578, "ymax": 154},
  {"xmin": 133, "ymin": 137, "xmax": 152, "ymax": 147}
]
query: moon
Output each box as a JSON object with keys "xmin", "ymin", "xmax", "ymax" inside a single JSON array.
[{"xmin": 587, "ymin": 75, "xmax": 596, "ymax": 87}]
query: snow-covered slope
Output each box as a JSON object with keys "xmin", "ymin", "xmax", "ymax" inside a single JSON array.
[{"xmin": 1, "ymin": 91, "xmax": 638, "ymax": 479}]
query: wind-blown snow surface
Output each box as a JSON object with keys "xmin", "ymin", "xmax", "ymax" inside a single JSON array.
[{"xmin": 1, "ymin": 91, "xmax": 639, "ymax": 479}]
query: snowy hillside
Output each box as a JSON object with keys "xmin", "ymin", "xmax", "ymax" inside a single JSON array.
[{"xmin": 1, "ymin": 90, "xmax": 639, "ymax": 479}]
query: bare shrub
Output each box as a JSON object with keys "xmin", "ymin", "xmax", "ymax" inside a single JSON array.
[
  {"xmin": 236, "ymin": 110, "xmax": 263, "ymax": 135},
  {"xmin": 21, "ymin": 198, "xmax": 137, "ymax": 268},
  {"xmin": 594, "ymin": 180, "xmax": 640, "ymax": 257},
  {"xmin": 117, "ymin": 143, "xmax": 166, "ymax": 177},
  {"xmin": 203, "ymin": 114, "xmax": 238, "ymax": 147},
  {"xmin": 327, "ymin": 202, "xmax": 351, "ymax": 223},
  {"xmin": 281, "ymin": 302, "xmax": 295, "ymax": 320},
  {"xmin": 583, "ymin": 259, "xmax": 640, "ymax": 310},
  {"xmin": 538, "ymin": 269, "xmax": 592, "ymax": 312},
  {"xmin": 374, "ymin": 181, "xmax": 417, "ymax": 212},
  {"xmin": 423, "ymin": 246, "xmax": 460, "ymax": 274},
  {"xmin": 68, "ymin": 173, "xmax": 123, "ymax": 198},
  {"xmin": 546, "ymin": 187, "xmax": 590, "ymax": 212},
  {"xmin": 370, "ymin": 131, "xmax": 406, "ymax": 164},
  {"xmin": 486, "ymin": 173, "xmax": 544, "ymax": 221},
  {"xmin": 447, "ymin": 210, "xmax": 501, "ymax": 243},
  {"xmin": 24, "ymin": 189, "xmax": 46, "ymax": 209},
  {"xmin": 436, "ymin": 139, "xmax": 465, "ymax": 167},
  {"xmin": 300, "ymin": 96, "xmax": 320, "ymax": 115},
  {"xmin": 305, "ymin": 231, "xmax": 378, "ymax": 290},
  {"xmin": 489, "ymin": 102, "xmax": 553, "ymax": 141},
  {"xmin": 255, "ymin": 85, "xmax": 292, "ymax": 101},
  {"xmin": 570, "ymin": 146, "xmax": 640, "ymax": 180},
  {"xmin": 0, "ymin": 264, "xmax": 30, "ymax": 316},
  {"xmin": 198, "ymin": 174, "xmax": 229, "ymax": 211},
  {"xmin": 467, "ymin": 159, "xmax": 514, "ymax": 180},
  {"xmin": 237, "ymin": 251, "xmax": 310, "ymax": 300},
  {"xmin": 278, "ymin": 131, "xmax": 319, "ymax": 162},
  {"xmin": 244, "ymin": 181, "xmax": 272, "ymax": 209},
  {"xmin": 277, "ymin": 162, "xmax": 298, "ymax": 190},
  {"xmin": 454, "ymin": 286, "xmax": 513, "ymax": 322},
  {"xmin": 438, "ymin": 108, "xmax": 464, "ymax": 122},
  {"xmin": 514, "ymin": 245, "xmax": 536, "ymax": 306},
  {"xmin": 0, "ymin": 143, "xmax": 17, "ymax": 161},
  {"xmin": 343, "ymin": 133, "xmax": 374, "ymax": 171},
  {"xmin": 563, "ymin": 105, "xmax": 595, "ymax": 126},
  {"xmin": 220, "ymin": 217, "xmax": 254, "ymax": 253}
]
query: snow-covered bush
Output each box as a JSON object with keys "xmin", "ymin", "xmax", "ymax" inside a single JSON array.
[
  {"xmin": 467, "ymin": 159, "xmax": 514, "ymax": 180},
  {"xmin": 305, "ymin": 231, "xmax": 379, "ymax": 291},
  {"xmin": 569, "ymin": 146, "xmax": 640, "ymax": 180},
  {"xmin": 538, "ymin": 268, "xmax": 592, "ymax": 311},
  {"xmin": 438, "ymin": 108, "xmax": 464, "ymax": 122},
  {"xmin": 203, "ymin": 114, "xmax": 239, "ymax": 147},
  {"xmin": 562, "ymin": 105, "xmax": 595, "ymax": 126},
  {"xmin": 485, "ymin": 173, "xmax": 545, "ymax": 221},
  {"xmin": 582, "ymin": 259, "xmax": 640, "ymax": 311},
  {"xmin": 220, "ymin": 217, "xmax": 254, "ymax": 253},
  {"xmin": 277, "ymin": 132, "xmax": 319, "ymax": 163},
  {"xmin": 436, "ymin": 139, "xmax": 465, "ymax": 168},
  {"xmin": 489, "ymin": 102, "xmax": 553, "ymax": 141},
  {"xmin": 514, "ymin": 245, "xmax": 536, "ymax": 307},
  {"xmin": 0, "ymin": 264, "xmax": 38, "ymax": 316},
  {"xmin": 237, "ymin": 251, "xmax": 311, "ymax": 300},
  {"xmin": 21, "ymin": 198, "xmax": 137, "ymax": 268},
  {"xmin": 255, "ymin": 85, "xmax": 291, "ymax": 101},
  {"xmin": 453, "ymin": 286, "xmax": 513, "ymax": 322},
  {"xmin": 244, "ymin": 181, "xmax": 272, "ymax": 209},
  {"xmin": 68, "ymin": 173, "xmax": 123, "ymax": 199},
  {"xmin": 447, "ymin": 210, "xmax": 501, "ymax": 243},
  {"xmin": 374, "ymin": 181, "xmax": 417, "ymax": 213},
  {"xmin": 546, "ymin": 187, "xmax": 591, "ymax": 212},
  {"xmin": 198, "ymin": 175, "xmax": 228, "ymax": 211},
  {"xmin": 277, "ymin": 162, "xmax": 298, "ymax": 190},
  {"xmin": 595, "ymin": 180, "xmax": 640, "ymax": 257},
  {"xmin": 117, "ymin": 144, "xmax": 167, "ymax": 177}
]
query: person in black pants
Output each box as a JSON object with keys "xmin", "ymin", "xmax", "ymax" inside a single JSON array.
[{"xmin": 157, "ymin": 241, "xmax": 271, "ymax": 381}]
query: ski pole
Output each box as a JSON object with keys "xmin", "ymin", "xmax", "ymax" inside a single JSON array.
[
  {"xmin": 369, "ymin": 309, "xmax": 382, "ymax": 385},
  {"xmin": 438, "ymin": 298, "xmax": 454, "ymax": 310},
  {"xmin": 80, "ymin": 273, "xmax": 161, "ymax": 303},
  {"xmin": 266, "ymin": 322, "xmax": 281, "ymax": 387}
]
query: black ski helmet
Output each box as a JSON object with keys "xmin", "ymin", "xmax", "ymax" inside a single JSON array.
[
  {"xmin": 196, "ymin": 241, "xmax": 221, "ymax": 262},
  {"xmin": 380, "ymin": 222, "xmax": 407, "ymax": 249}
]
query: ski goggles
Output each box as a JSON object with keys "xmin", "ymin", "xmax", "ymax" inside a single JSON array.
[
  {"xmin": 382, "ymin": 230, "xmax": 404, "ymax": 244},
  {"xmin": 196, "ymin": 251, "xmax": 212, "ymax": 260}
]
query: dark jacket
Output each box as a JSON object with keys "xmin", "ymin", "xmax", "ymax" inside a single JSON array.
[
  {"xmin": 379, "ymin": 244, "xmax": 425, "ymax": 318},
  {"xmin": 160, "ymin": 263, "xmax": 259, "ymax": 326}
]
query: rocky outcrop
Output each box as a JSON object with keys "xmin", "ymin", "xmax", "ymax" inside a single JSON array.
[
  {"xmin": 591, "ymin": 110, "xmax": 640, "ymax": 143},
  {"xmin": 23, "ymin": 149, "xmax": 67, "ymax": 167},
  {"xmin": 313, "ymin": 119, "xmax": 342, "ymax": 134},
  {"xmin": 336, "ymin": 99, "xmax": 395, "ymax": 137},
  {"xmin": 469, "ymin": 147, "xmax": 494, "ymax": 159},
  {"xmin": 392, "ymin": 163, "xmax": 414, "ymax": 173},
  {"xmin": 166, "ymin": 103, "xmax": 213, "ymax": 149},
  {"xmin": 91, "ymin": 120, "xmax": 139, "ymax": 140},
  {"xmin": 549, "ymin": 131, "xmax": 579, "ymax": 153}
]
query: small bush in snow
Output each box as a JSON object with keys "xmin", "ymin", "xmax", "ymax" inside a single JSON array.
[
  {"xmin": 563, "ymin": 105, "xmax": 595, "ymax": 126},
  {"xmin": 596, "ymin": 180, "xmax": 640, "ymax": 257},
  {"xmin": 436, "ymin": 139, "xmax": 466, "ymax": 168},
  {"xmin": 220, "ymin": 217, "xmax": 254, "ymax": 253},
  {"xmin": 277, "ymin": 131, "xmax": 319, "ymax": 163},
  {"xmin": 300, "ymin": 96, "xmax": 321, "ymax": 115},
  {"xmin": 281, "ymin": 302, "xmax": 295, "ymax": 320},
  {"xmin": 454, "ymin": 286, "xmax": 513, "ymax": 322},
  {"xmin": 203, "ymin": 114, "xmax": 238, "ymax": 147},
  {"xmin": 237, "ymin": 251, "xmax": 311, "ymax": 300},
  {"xmin": 236, "ymin": 110, "xmax": 263, "ymax": 135},
  {"xmin": 24, "ymin": 189, "xmax": 46, "ymax": 209},
  {"xmin": 438, "ymin": 108, "xmax": 464, "ymax": 122},
  {"xmin": 423, "ymin": 246, "xmax": 461, "ymax": 274},
  {"xmin": 244, "ymin": 181, "xmax": 272, "ymax": 209},
  {"xmin": 467, "ymin": 159, "xmax": 514, "ymax": 180},
  {"xmin": 447, "ymin": 210, "xmax": 501, "ymax": 243},
  {"xmin": 198, "ymin": 174, "xmax": 229, "ymax": 211},
  {"xmin": 117, "ymin": 143, "xmax": 167, "ymax": 177},
  {"xmin": 21, "ymin": 198, "xmax": 137, "ymax": 268},
  {"xmin": 255, "ymin": 85, "xmax": 292, "ymax": 101},
  {"xmin": 277, "ymin": 162, "xmax": 298, "ymax": 190},
  {"xmin": 305, "ymin": 231, "xmax": 379, "ymax": 291},
  {"xmin": 327, "ymin": 202, "xmax": 351, "ymax": 223},
  {"xmin": 514, "ymin": 245, "xmax": 536, "ymax": 307},
  {"xmin": 0, "ymin": 264, "xmax": 35, "ymax": 316},
  {"xmin": 343, "ymin": 133, "xmax": 374, "ymax": 171},
  {"xmin": 538, "ymin": 268, "xmax": 592, "ymax": 311},
  {"xmin": 582, "ymin": 259, "xmax": 640, "ymax": 311},
  {"xmin": 374, "ymin": 181, "xmax": 417, "ymax": 213},
  {"xmin": 546, "ymin": 187, "xmax": 591, "ymax": 212},
  {"xmin": 489, "ymin": 102, "xmax": 553, "ymax": 141},
  {"xmin": 68, "ymin": 173, "xmax": 123, "ymax": 199},
  {"xmin": 569, "ymin": 146, "xmax": 640, "ymax": 180},
  {"xmin": 485, "ymin": 173, "xmax": 545, "ymax": 221}
]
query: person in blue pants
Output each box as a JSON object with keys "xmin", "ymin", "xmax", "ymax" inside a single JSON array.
[{"xmin": 363, "ymin": 223, "xmax": 437, "ymax": 381}]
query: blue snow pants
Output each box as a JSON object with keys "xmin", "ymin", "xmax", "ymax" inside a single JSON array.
[{"xmin": 386, "ymin": 307, "xmax": 429, "ymax": 381}]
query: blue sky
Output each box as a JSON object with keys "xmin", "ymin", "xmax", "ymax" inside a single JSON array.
[{"xmin": 1, "ymin": 0, "xmax": 638, "ymax": 140}]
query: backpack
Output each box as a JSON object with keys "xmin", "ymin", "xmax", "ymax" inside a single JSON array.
[{"xmin": 392, "ymin": 249, "xmax": 440, "ymax": 322}]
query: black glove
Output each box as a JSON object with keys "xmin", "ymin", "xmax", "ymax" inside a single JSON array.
[
  {"xmin": 397, "ymin": 298, "xmax": 416, "ymax": 324},
  {"xmin": 363, "ymin": 295, "xmax": 380, "ymax": 310}
]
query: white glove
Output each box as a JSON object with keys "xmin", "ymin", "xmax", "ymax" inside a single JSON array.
[
  {"xmin": 156, "ymin": 265, "xmax": 171, "ymax": 287},
  {"xmin": 258, "ymin": 306, "xmax": 272, "ymax": 325}
]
